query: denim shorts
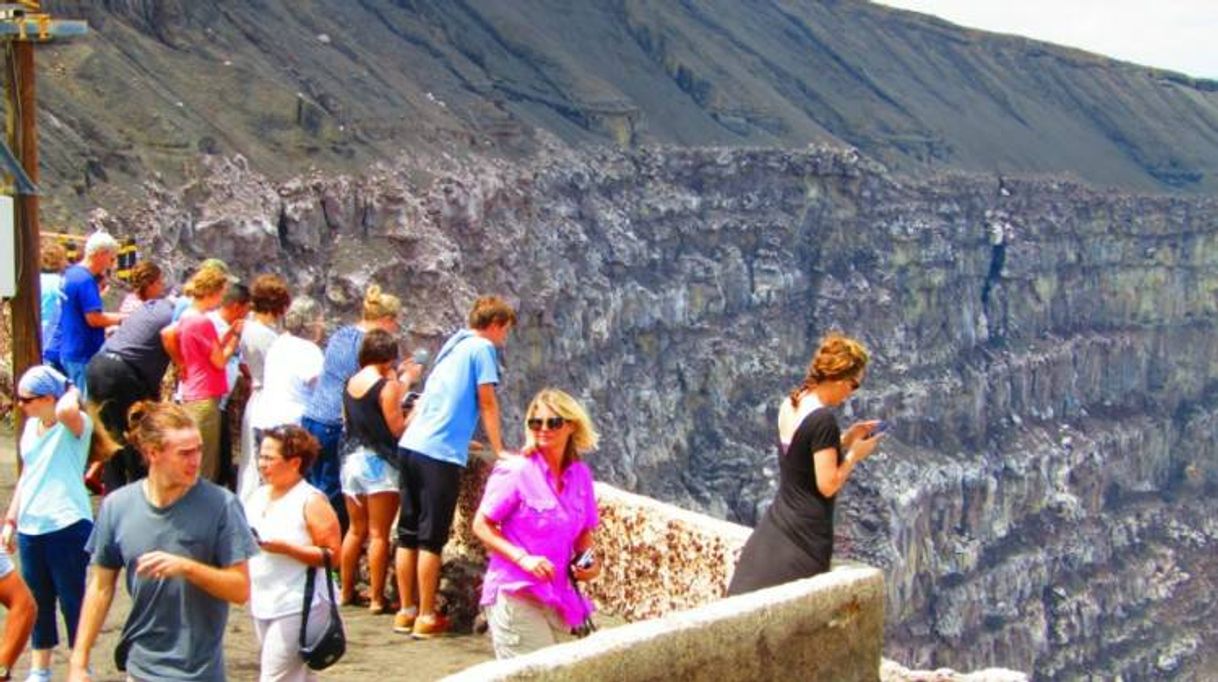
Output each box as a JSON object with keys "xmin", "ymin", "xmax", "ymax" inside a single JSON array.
[{"xmin": 340, "ymin": 447, "xmax": 398, "ymax": 497}]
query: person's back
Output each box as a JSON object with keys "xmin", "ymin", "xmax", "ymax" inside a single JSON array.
[
  {"xmin": 394, "ymin": 295, "xmax": 515, "ymax": 638},
  {"xmin": 100, "ymin": 298, "xmax": 176, "ymax": 395},
  {"xmin": 302, "ymin": 325, "xmax": 364, "ymax": 428},
  {"xmin": 258, "ymin": 332, "xmax": 323, "ymax": 429},
  {"xmin": 39, "ymin": 271, "xmax": 63, "ymax": 350},
  {"xmin": 399, "ymin": 330, "xmax": 499, "ymax": 465},
  {"xmin": 344, "ymin": 373, "xmax": 397, "ymax": 461}
]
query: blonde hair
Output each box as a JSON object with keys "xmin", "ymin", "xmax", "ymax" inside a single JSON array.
[
  {"xmin": 361, "ymin": 284, "xmax": 401, "ymax": 322},
  {"xmin": 523, "ymin": 388, "xmax": 599, "ymax": 469},
  {"xmin": 182, "ymin": 266, "xmax": 228, "ymax": 299},
  {"xmin": 468, "ymin": 295, "xmax": 516, "ymax": 330},
  {"xmin": 126, "ymin": 401, "xmax": 196, "ymax": 456},
  {"xmin": 789, "ymin": 332, "xmax": 870, "ymax": 406}
]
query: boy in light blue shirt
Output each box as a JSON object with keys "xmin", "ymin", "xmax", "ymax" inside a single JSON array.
[{"xmin": 394, "ymin": 295, "xmax": 516, "ymax": 638}]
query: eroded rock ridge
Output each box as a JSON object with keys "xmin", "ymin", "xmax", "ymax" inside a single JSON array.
[{"xmin": 97, "ymin": 142, "xmax": 1218, "ymax": 679}]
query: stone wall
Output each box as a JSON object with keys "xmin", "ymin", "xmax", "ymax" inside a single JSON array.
[{"xmin": 443, "ymin": 451, "xmax": 750, "ymax": 625}]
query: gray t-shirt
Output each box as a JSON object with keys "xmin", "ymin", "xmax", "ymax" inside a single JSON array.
[
  {"xmin": 86, "ymin": 479, "xmax": 259, "ymax": 682},
  {"xmin": 101, "ymin": 298, "xmax": 176, "ymax": 394}
]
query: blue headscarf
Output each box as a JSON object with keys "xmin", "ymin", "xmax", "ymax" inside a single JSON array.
[{"xmin": 17, "ymin": 365, "xmax": 69, "ymax": 400}]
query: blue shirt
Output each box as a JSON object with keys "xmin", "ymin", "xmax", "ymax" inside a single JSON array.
[
  {"xmin": 58, "ymin": 264, "xmax": 105, "ymax": 362},
  {"xmin": 39, "ymin": 272, "xmax": 63, "ymax": 349},
  {"xmin": 17, "ymin": 413, "xmax": 93, "ymax": 535},
  {"xmin": 171, "ymin": 297, "xmax": 191, "ymax": 322},
  {"xmin": 302, "ymin": 325, "xmax": 364, "ymax": 426},
  {"xmin": 399, "ymin": 329, "xmax": 500, "ymax": 466}
]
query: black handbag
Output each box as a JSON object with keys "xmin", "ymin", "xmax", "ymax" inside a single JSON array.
[{"xmin": 299, "ymin": 548, "xmax": 346, "ymax": 670}]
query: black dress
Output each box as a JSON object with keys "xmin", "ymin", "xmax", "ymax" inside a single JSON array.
[{"xmin": 727, "ymin": 407, "xmax": 842, "ymax": 595}]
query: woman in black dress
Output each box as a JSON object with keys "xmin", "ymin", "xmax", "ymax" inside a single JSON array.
[{"xmin": 728, "ymin": 333, "xmax": 882, "ymax": 595}]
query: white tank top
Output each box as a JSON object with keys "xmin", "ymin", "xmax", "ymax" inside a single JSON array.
[{"xmin": 244, "ymin": 479, "xmax": 331, "ymax": 619}]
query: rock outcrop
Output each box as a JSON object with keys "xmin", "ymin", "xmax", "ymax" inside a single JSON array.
[{"xmin": 107, "ymin": 141, "xmax": 1218, "ymax": 679}]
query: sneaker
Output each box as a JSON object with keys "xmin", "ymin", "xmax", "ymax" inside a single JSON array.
[
  {"xmin": 393, "ymin": 607, "xmax": 418, "ymax": 634},
  {"xmin": 24, "ymin": 669, "xmax": 51, "ymax": 682},
  {"xmin": 411, "ymin": 612, "xmax": 451, "ymax": 639}
]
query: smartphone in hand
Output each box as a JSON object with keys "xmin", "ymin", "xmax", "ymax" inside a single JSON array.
[{"xmin": 871, "ymin": 420, "xmax": 890, "ymax": 436}]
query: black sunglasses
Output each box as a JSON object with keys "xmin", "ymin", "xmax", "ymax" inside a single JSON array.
[
  {"xmin": 848, "ymin": 377, "xmax": 861, "ymax": 390},
  {"xmin": 527, "ymin": 417, "xmax": 566, "ymax": 431}
]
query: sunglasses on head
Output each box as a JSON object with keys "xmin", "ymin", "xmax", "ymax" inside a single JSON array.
[{"xmin": 527, "ymin": 417, "xmax": 566, "ymax": 431}]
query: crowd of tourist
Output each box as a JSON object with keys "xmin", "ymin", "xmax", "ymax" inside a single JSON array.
[{"xmin": 5, "ymin": 231, "xmax": 881, "ymax": 680}]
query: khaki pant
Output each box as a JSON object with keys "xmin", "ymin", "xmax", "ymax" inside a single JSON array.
[
  {"xmin": 487, "ymin": 592, "xmax": 572, "ymax": 659},
  {"xmin": 182, "ymin": 398, "xmax": 221, "ymax": 483}
]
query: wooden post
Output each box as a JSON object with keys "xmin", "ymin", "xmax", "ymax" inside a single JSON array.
[{"xmin": 8, "ymin": 40, "xmax": 39, "ymax": 452}]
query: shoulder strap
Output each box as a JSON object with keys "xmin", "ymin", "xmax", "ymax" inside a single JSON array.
[{"xmin": 299, "ymin": 548, "xmax": 338, "ymax": 647}]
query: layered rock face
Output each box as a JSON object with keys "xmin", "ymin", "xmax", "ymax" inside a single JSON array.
[{"xmin": 109, "ymin": 143, "xmax": 1218, "ymax": 679}]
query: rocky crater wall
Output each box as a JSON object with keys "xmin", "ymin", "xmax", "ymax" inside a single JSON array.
[{"xmin": 108, "ymin": 143, "xmax": 1218, "ymax": 679}]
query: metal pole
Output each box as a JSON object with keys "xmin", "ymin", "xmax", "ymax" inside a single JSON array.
[{"xmin": 8, "ymin": 39, "xmax": 39, "ymax": 454}]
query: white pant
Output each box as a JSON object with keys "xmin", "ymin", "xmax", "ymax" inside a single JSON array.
[
  {"xmin": 253, "ymin": 601, "xmax": 332, "ymax": 682},
  {"xmin": 487, "ymin": 592, "xmax": 572, "ymax": 659}
]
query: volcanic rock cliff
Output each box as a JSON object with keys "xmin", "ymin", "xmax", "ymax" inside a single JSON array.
[
  {"xmin": 96, "ymin": 140, "xmax": 1218, "ymax": 679},
  {"xmin": 15, "ymin": 1, "xmax": 1218, "ymax": 680}
]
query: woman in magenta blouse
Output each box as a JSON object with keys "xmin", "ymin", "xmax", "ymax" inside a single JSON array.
[{"xmin": 472, "ymin": 388, "xmax": 601, "ymax": 658}]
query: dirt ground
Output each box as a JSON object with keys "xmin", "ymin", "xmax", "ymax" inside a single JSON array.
[{"xmin": 0, "ymin": 426, "xmax": 497, "ymax": 681}]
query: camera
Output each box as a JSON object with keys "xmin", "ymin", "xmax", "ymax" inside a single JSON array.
[{"xmin": 572, "ymin": 549, "xmax": 595, "ymax": 571}]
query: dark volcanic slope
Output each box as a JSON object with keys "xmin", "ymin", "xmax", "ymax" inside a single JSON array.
[{"xmin": 31, "ymin": 0, "xmax": 1218, "ymax": 224}]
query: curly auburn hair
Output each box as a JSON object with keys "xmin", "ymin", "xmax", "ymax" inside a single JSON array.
[
  {"xmin": 129, "ymin": 261, "xmax": 163, "ymax": 300},
  {"xmin": 788, "ymin": 333, "xmax": 870, "ymax": 406},
  {"xmin": 126, "ymin": 401, "xmax": 196, "ymax": 456},
  {"xmin": 250, "ymin": 273, "xmax": 291, "ymax": 315}
]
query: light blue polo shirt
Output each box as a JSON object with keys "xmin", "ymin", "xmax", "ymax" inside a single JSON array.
[
  {"xmin": 17, "ymin": 413, "xmax": 93, "ymax": 535},
  {"xmin": 399, "ymin": 330, "xmax": 500, "ymax": 467}
]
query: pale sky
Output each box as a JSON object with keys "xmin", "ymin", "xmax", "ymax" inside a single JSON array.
[{"xmin": 872, "ymin": 1, "xmax": 1218, "ymax": 80}]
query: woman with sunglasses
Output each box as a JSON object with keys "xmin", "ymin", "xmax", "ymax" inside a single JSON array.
[
  {"xmin": 472, "ymin": 389, "xmax": 601, "ymax": 658},
  {"xmin": 244, "ymin": 425, "xmax": 341, "ymax": 682},
  {"xmin": 3, "ymin": 367, "xmax": 99, "ymax": 681},
  {"xmin": 728, "ymin": 333, "xmax": 883, "ymax": 595}
]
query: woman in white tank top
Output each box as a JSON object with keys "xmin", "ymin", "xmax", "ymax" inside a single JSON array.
[{"xmin": 243, "ymin": 425, "xmax": 341, "ymax": 682}]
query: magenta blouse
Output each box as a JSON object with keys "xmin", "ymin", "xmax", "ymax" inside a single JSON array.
[{"xmin": 478, "ymin": 450, "xmax": 599, "ymax": 627}]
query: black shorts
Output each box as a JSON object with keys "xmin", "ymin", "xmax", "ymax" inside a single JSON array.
[{"xmin": 396, "ymin": 448, "xmax": 463, "ymax": 554}]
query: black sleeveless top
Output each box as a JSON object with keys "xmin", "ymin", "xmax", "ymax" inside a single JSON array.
[
  {"xmin": 342, "ymin": 377, "xmax": 398, "ymax": 463},
  {"xmin": 727, "ymin": 407, "xmax": 842, "ymax": 595}
]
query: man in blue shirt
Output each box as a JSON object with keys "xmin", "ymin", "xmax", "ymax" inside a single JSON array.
[
  {"xmin": 394, "ymin": 295, "xmax": 516, "ymax": 638},
  {"xmin": 55, "ymin": 232, "xmax": 125, "ymax": 395}
]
